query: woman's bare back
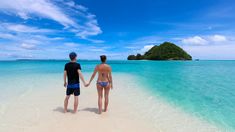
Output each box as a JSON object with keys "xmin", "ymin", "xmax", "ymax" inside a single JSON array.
[{"xmin": 96, "ymin": 64, "xmax": 111, "ymax": 82}]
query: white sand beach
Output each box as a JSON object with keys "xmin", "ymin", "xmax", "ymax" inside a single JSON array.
[{"xmin": 0, "ymin": 73, "xmax": 223, "ymax": 132}]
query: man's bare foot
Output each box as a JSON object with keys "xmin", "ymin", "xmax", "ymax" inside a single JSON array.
[{"xmin": 64, "ymin": 109, "xmax": 68, "ymax": 113}]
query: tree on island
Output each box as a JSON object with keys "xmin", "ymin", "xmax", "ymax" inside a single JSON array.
[
  {"xmin": 127, "ymin": 55, "xmax": 136, "ymax": 60},
  {"xmin": 127, "ymin": 42, "xmax": 192, "ymax": 60}
]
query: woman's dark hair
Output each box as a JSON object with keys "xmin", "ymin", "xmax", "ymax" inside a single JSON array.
[{"xmin": 100, "ymin": 55, "xmax": 107, "ymax": 63}]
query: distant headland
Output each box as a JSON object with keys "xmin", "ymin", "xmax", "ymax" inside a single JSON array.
[{"xmin": 127, "ymin": 42, "xmax": 192, "ymax": 60}]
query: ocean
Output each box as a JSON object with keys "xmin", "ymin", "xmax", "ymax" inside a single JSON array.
[{"xmin": 0, "ymin": 60, "xmax": 235, "ymax": 130}]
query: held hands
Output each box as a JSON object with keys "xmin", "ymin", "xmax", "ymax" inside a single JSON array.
[
  {"xmin": 84, "ymin": 83, "xmax": 89, "ymax": 87},
  {"xmin": 84, "ymin": 82, "xmax": 90, "ymax": 87}
]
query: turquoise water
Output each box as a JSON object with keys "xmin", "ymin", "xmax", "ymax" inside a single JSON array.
[{"xmin": 0, "ymin": 60, "xmax": 235, "ymax": 130}]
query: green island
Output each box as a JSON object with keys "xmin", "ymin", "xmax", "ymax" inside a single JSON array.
[{"xmin": 127, "ymin": 42, "xmax": 192, "ymax": 60}]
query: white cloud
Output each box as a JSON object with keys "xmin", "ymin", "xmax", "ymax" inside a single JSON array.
[
  {"xmin": 183, "ymin": 44, "xmax": 235, "ymax": 60},
  {"xmin": 0, "ymin": 23, "xmax": 53, "ymax": 44},
  {"xmin": 132, "ymin": 35, "xmax": 163, "ymax": 45},
  {"xmin": 75, "ymin": 14, "xmax": 102, "ymax": 39},
  {"xmin": 88, "ymin": 46, "xmax": 110, "ymax": 52},
  {"xmin": 84, "ymin": 38, "xmax": 105, "ymax": 43},
  {"xmin": 20, "ymin": 43, "xmax": 37, "ymax": 50},
  {"xmin": 181, "ymin": 35, "xmax": 235, "ymax": 59},
  {"xmin": 124, "ymin": 35, "xmax": 162, "ymax": 54},
  {"xmin": 0, "ymin": 0, "xmax": 76, "ymax": 26},
  {"xmin": 125, "ymin": 46, "xmax": 139, "ymax": 49},
  {"xmin": 76, "ymin": 5, "xmax": 89, "ymax": 12},
  {"xmin": 209, "ymin": 35, "xmax": 227, "ymax": 42},
  {"xmin": 89, "ymin": 48, "xmax": 106, "ymax": 52},
  {"xmin": 17, "ymin": 12, "xmax": 30, "ymax": 19},
  {"xmin": 32, "ymin": 35, "xmax": 64, "ymax": 41},
  {"xmin": 0, "ymin": 0, "xmax": 102, "ymax": 41},
  {"xmin": 64, "ymin": 42, "xmax": 80, "ymax": 47},
  {"xmin": 65, "ymin": 1, "xmax": 76, "ymax": 7},
  {"xmin": 181, "ymin": 35, "xmax": 229, "ymax": 45},
  {"xmin": 0, "ymin": 52, "xmax": 34, "ymax": 59},
  {"xmin": 182, "ymin": 36, "xmax": 208, "ymax": 45},
  {"xmin": 3, "ymin": 23, "xmax": 53, "ymax": 33},
  {"xmin": 65, "ymin": 1, "xmax": 88, "ymax": 12},
  {"xmin": 138, "ymin": 44, "xmax": 154, "ymax": 54},
  {"xmin": 0, "ymin": 33, "xmax": 16, "ymax": 39}
]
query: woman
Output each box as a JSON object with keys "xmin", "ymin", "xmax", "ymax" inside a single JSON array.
[{"xmin": 87, "ymin": 55, "xmax": 113, "ymax": 114}]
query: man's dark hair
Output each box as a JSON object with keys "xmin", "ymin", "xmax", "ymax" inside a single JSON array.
[
  {"xmin": 100, "ymin": 55, "xmax": 106, "ymax": 63},
  {"xmin": 69, "ymin": 52, "xmax": 77, "ymax": 60}
]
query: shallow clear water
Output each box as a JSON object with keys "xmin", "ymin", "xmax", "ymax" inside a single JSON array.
[{"xmin": 0, "ymin": 60, "xmax": 235, "ymax": 130}]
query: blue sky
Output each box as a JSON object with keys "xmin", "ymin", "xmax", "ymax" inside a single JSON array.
[{"xmin": 0, "ymin": 0, "xmax": 235, "ymax": 60}]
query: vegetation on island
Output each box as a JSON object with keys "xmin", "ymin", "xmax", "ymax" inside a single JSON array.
[{"xmin": 127, "ymin": 42, "xmax": 192, "ymax": 60}]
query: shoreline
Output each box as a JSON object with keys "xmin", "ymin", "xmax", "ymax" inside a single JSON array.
[{"xmin": 0, "ymin": 73, "xmax": 225, "ymax": 132}]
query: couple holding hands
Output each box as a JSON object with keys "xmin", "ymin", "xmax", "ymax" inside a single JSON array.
[{"xmin": 63, "ymin": 52, "xmax": 113, "ymax": 114}]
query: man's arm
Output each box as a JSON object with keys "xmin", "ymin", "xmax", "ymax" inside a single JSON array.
[
  {"xmin": 88, "ymin": 66, "xmax": 98, "ymax": 85},
  {"xmin": 78, "ymin": 70, "xmax": 86, "ymax": 86},
  {"xmin": 108, "ymin": 67, "xmax": 113, "ymax": 89},
  {"xmin": 64, "ymin": 71, "xmax": 67, "ymax": 87}
]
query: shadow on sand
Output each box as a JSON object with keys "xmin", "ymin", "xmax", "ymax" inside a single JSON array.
[
  {"xmin": 81, "ymin": 107, "xmax": 99, "ymax": 114},
  {"xmin": 53, "ymin": 107, "xmax": 99, "ymax": 114},
  {"xmin": 53, "ymin": 106, "xmax": 72, "ymax": 113}
]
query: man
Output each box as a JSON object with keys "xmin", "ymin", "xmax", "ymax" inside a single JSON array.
[
  {"xmin": 87, "ymin": 55, "xmax": 113, "ymax": 114},
  {"xmin": 63, "ymin": 52, "xmax": 87, "ymax": 113}
]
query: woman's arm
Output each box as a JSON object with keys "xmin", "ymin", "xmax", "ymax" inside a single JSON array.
[
  {"xmin": 88, "ymin": 66, "xmax": 98, "ymax": 85},
  {"xmin": 108, "ymin": 67, "xmax": 113, "ymax": 89}
]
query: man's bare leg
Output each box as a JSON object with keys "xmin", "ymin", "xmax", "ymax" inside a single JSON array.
[
  {"xmin": 64, "ymin": 95, "xmax": 70, "ymax": 113},
  {"xmin": 73, "ymin": 96, "xmax": 78, "ymax": 113},
  {"xmin": 97, "ymin": 84, "xmax": 103, "ymax": 114},
  {"xmin": 104, "ymin": 85, "xmax": 110, "ymax": 112}
]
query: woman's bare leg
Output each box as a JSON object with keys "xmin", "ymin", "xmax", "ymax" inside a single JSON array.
[
  {"xmin": 104, "ymin": 84, "xmax": 111, "ymax": 112},
  {"xmin": 97, "ymin": 84, "xmax": 103, "ymax": 114}
]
